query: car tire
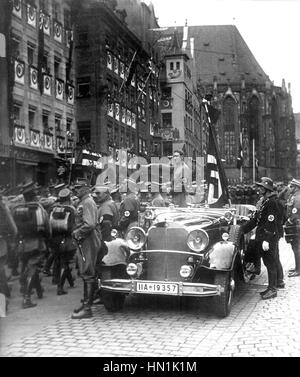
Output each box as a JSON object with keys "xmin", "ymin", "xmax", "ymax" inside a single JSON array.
[
  {"xmin": 102, "ymin": 292, "xmax": 125, "ymax": 312},
  {"xmin": 212, "ymin": 271, "xmax": 233, "ymax": 318}
]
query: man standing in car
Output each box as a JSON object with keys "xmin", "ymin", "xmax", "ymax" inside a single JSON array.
[{"xmin": 242, "ymin": 177, "xmax": 284, "ymax": 300}]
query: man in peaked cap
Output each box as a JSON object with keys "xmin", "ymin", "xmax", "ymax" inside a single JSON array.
[
  {"xmin": 284, "ymin": 178, "xmax": 300, "ymax": 277},
  {"xmin": 71, "ymin": 184, "xmax": 102, "ymax": 319},
  {"xmin": 242, "ymin": 177, "xmax": 285, "ymax": 300}
]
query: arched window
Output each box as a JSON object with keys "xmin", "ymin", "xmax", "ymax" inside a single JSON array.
[{"xmin": 223, "ymin": 97, "xmax": 237, "ymax": 165}]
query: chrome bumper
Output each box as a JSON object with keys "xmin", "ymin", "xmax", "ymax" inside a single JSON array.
[{"xmin": 99, "ymin": 279, "xmax": 223, "ymax": 297}]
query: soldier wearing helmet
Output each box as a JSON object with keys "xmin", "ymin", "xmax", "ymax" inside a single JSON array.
[{"xmin": 242, "ymin": 177, "xmax": 285, "ymax": 300}]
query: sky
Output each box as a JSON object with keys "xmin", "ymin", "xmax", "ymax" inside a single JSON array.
[{"xmin": 150, "ymin": 0, "xmax": 300, "ymax": 113}]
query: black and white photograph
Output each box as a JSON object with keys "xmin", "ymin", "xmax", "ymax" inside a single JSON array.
[{"xmin": 0, "ymin": 0, "xmax": 300, "ymax": 360}]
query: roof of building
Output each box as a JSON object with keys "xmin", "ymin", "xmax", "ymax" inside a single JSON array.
[{"xmin": 160, "ymin": 25, "xmax": 269, "ymax": 86}]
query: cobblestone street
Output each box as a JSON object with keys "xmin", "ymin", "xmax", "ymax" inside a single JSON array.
[{"xmin": 1, "ymin": 239, "xmax": 300, "ymax": 357}]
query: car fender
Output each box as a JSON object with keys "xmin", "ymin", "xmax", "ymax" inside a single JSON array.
[{"xmin": 207, "ymin": 241, "xmax": 237, "ymax": 270}]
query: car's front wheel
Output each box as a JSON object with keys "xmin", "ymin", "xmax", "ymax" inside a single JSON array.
[{"xmin": 212, "ymin": 271, "xmax": 234, "ymax": 318}]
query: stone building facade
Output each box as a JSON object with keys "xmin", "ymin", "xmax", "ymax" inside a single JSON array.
[
  {"xmin": 74, "ymin": 0, "xmax": 161, "ymax": 179},
  {"xmin": 0, "ymin": 0, "xmax": 76, "ymax": 187}
]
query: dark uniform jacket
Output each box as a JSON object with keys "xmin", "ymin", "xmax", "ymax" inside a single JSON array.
[
  {"xmin": 119, "ymin": 193, "xmax": 140, "ymax": 233},
  {"xmin": 98, "ymin": 196, "xmax": 119, "ymax": 241},
  {"xmin": 242, "ymin": 192, "xmax": 284, "ymax": 245},
  {"xmin": 284, "ymin": 188, "xmax": 300, "ymax": 243}
]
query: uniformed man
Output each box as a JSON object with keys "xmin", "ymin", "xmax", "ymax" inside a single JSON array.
[
  {"xmin": 12, "ymin": 182, "xmax": 50, "ymax": 309},
  {"xmin": 92, "ymin": 185, "xmax": 119, "ymax": 242},
  {"xmin": 0, "ymin": 195, "xmax": 18, "ymax": 306},
  {"xmin": 242, "ymin": 177, "xmax": 285, "ymax": 300},
  {"xmin": 171, "ymin": 150, "xmax": 192, "ymax": 207},
  {"xmin": 48, "ymin": 188, "xmax": 77, "ymax": 295},
  {"xmin": 71, "ymin": 186, "xmax": 102, "ymax": 319},
  {"xmin": 118, "ymin": 179, "xmax": 140, "ymax": 236},
  {"xmin": 284, "ymin": 178, "xmax": 300, "ymax": 277}
]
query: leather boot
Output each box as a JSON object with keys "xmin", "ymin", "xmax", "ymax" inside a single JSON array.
[
  {"xmin": 71, "ymin": 282, "xmax": 94, "ymax": 319},
  {"xmin": 52, "ymin": 256, "xmax": 60, "ymax": 285},
  {"xmin": 261, "ymin": 288, "xmax": 277, "ymax": 300},
  {"xmin": 34, "ymin": 271, "xmax": 44, "ymax": 299},
  {"xmin": 22, "ymin": 276, "xmax": 37, "ymax": 309},
  {"xmin": 57, "ymin": 268, "xmax": 68, "ymax": 295},
  {"xmin": 73, "ymin": 281, "xmax": 88, "ymax": 314},
  {"xmin": 65, "ymin": 265, "xmax": 74, "ymax": 288}
]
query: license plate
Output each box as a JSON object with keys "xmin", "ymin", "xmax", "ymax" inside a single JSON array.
[{"xmin": 136, "ymin": 281, "xmax": 179, "ymax": 295}]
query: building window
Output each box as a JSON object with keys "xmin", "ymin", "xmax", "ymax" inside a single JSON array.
[
  {"xmin": 13, "ymin": 104, "xmax": 21, "ymax": 125},
  {"xmin": 11, "ymin": 36, "xmax": 21, "ymax": 58},
  {"xmin": 223, "ymin": 97, "xmax": 237, "ymax": 165},
  {"xmin": 66, "ymin": 118, "xmax": 72, "ymax": 133},
  {"xmin": 55, "ymin": 114, "xmax": 62, "ymax": 131},
  {"xmin": 162, "ymin": 113, "xmax": 172, "ymax": 128},
  {"xmin": 162, "ymin": 87, "xmax": 171, "ymax": 98},
  {"xmin": 77, "ymin": 77, "xmax": 91, "ymax": 98},
  {"xmin": 28, "ymin": 108, "xmax": 35, "ymax": 129},
  {"xmin": 27, "ymin": 43, "xmax": 35, "ymax": 66},
  {"xmin": 54, "ymin": 57, "xmax": 61, "ymax": 77},
  {"xmin": 42, "ymin": 111, "xmax": 49, "ymax": 130},
  {"xmin": 78, "ymin": 31, "xmax": 88, "ymax": 46},
  {"xmin": 170, "ymin": 62, "xmax": 174, "ymax": 71},
  {"xmin": 52, "ymin": 0, "xmax": 60, "ymax": 20},
  {"xmin": 64, "ymin": 9, "xmax": 71, "ymax": 29},
  {"xmin": 176, "ymin": 61, "xmax": 180, "ymax": 70},
  {"xmin": 77, "ymin": 121, "xmax": 91, "ymax": 144}
]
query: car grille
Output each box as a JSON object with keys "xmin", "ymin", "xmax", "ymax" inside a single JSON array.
[{"xmin": 145, "ymin": 227, "xmax": 190, "ymax": 281}]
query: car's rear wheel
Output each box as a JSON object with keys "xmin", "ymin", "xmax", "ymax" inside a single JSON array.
[
  {"xmin": 102, "ymin": 292, "xmax": 125, "ymax": 312},
  {"xmin": 212, "ymin": 271, "xmax": 234, "ymax": 318}
]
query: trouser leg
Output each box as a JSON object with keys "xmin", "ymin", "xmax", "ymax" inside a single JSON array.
[
  {"xmin": 57, "ymin": 258, "xmax": 68, "ymax": 295},
  {"xmin": 0, "ymin": 259, "xmax": 10, "ymax": 298},
  {"xmin": 22, "ymin": 267, "xmax": 37, "ymax": 309},
  {"xmin": 261, "ymin": 247, "xmax": 277, "ymax": 291}
]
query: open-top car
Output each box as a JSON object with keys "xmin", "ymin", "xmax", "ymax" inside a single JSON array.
[{"xmin": 99, "ymin": 204, "xmax": 256, "ymax": 317}]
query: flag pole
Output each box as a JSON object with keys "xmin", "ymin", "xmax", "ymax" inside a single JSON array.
[
  {"xmin": 119, "ymin": 49, "xmax": 138, "ymax": 94},
  {"xmin": 252, "ymin": 138, "xmax": 255, "ymax": 184}
]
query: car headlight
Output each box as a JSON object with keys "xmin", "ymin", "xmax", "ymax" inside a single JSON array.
[
  {"xmin": 180, "ymin": 265, "xmax": 194, "ymax": 278},
  {"xmin": 187, "ymin": 229, "xmax": 209, "ymax": 252},
  {"xmin": 125, "ymin": 227, "xmax": 146, "ymax": 250},
  {"xmin": 126, "ymin": 263, "xmax": 138, "ymax": 276}
]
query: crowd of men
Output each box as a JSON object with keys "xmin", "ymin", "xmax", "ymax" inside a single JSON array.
[{"xmin": 0, "ymin": 168, "xmax": 300, "ymax": 317}]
